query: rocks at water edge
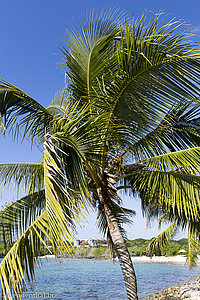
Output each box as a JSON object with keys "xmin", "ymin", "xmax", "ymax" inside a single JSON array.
[{"xmin": 147, "ymin": 277, "xmax": 200, "ymax": 299}]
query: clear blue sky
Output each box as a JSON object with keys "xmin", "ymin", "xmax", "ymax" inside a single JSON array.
[{"xmin": 1, "ymin": 0, "xmax": 199, "ymax": 239}]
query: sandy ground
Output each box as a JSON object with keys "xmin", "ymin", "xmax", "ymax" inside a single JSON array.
[{"xmin": 131, "ymin": 255, "xmax": 192, "ymax": 264}]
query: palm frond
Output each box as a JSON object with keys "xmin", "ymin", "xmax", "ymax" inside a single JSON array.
[
  {"xmin": 0, "ymin": 190, "xmax": 46, "ymax": 255},
  {"xmin": 186, "ymin": 221, "xmax": 200, "ymax": 267},
  {"xmin": 143, "ymin": 146, "xmax": 200, "ymax": 173},
  {"xmin": 131, "ymin": 102, "xmax": 200, "ymax": 160},
  {"xmin": 133, "ymin": 170, "xmax": 200, "ymax": 220},
  {"xmin": 0, "ymin": 163, "xmax": 44, "ymax": 198},
  {"xmin": 138, "ymin": 205, "xmax": 200, "ymax": 267},
  {"xmin": 121, "ymin": 147, "xmax": 200, "ymax": 221},
  {"xmin": 44, "ymin": 138, "xmax": 88, "ymax": 252},
  {"xmin": 46, "ymin": 89, "xmax": 72, "ymax": 118},
  {"xmin": 61, "ymin": 9, "xmax": 124, "ymax": 101},
  {"xmin": 50, "ymin": 98, "xmax": 124, "ymax": 170},
  {"xmin": 0, "ymin": 189, "xmax": 80, "ymax": 299},
  {"xmin": 0, "ymin": 80, "xmax": 53, "ymax": 145},
  {"xmin": 147, "ymin": 222, "xmax": 177, "ymax": 256},
  {"xmin": 97, "ymin": 13, "xmax": 200, "ymax": 146},
  {"xmin": 0, "ymin": 210, "xmax": 51, "ymax": 300},
  {"xmin": 147, "ymin": 217, "xmax": 200, "ymax": 267}
]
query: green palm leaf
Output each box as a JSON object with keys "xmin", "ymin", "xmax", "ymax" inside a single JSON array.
[
  {"xmin": 0, "ymin": 163, "xmax": 44, "ymax": 197},
  {"xmin": 122, "ymin": 147, "xmax": 200, "ymax": 222},
  {"xmin": 147, "ymin": 218, "xmax": 200, "ymax": 267},
  {"xmin": 44, "ymin": 139, "xmax": 87, "ymax": 253},
  {"xmin": 46, "ymin": 89, "xmax": 72, "ymax": 118},
  {"xmin": 132, "ymin": 102, "xmax": 200, "ymax": 160},
  {"xmin": 143, "ymin": 146, "xmax": 200, "ymax": 173},
  {"xmin": 0, "ymin": 210, "xmax": 50, "ymax": 300},
  {"xmin": 0, "ymin": 190, "xmax": 46, "ymax": 255},
  {"xmin": 147, "ymin": 222, "xmax": 177, "ymax": 256},
  {"xmin": 0, "ymin": 80, "xmax": 53, "ymax": 144},
  {"xmin": 61, "ymin": 9, "xmax": 123, "ymax": 101},
  {"xmin": 98, "ymin": 14, "xmax": 200, "ymax": 145},
  {"xmin": 187, "ymin": 222, "xmax": 200, "ymax": 267}
]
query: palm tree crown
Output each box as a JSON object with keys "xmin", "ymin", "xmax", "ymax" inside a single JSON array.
[{"xmin": 1, "ymin": 10, "xmax": 200, "ymax": 300}]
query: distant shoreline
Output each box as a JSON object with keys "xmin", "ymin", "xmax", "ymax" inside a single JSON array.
[
  {"xmin": 41, "ymin": 254, "xmax": 197, "ymax": 264},
  {"xmin": 41, "ymin": 254, "xmax": 113, "ymax": 260}
]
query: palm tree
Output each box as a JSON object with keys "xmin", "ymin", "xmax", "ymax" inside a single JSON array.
[{"xmin": 1, "ymin": 10, "xmax": 200, "ymax": 300}]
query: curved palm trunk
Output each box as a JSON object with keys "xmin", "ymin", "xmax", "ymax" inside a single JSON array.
[{"xmin": 97, "ymin": 187, "xmax": 138, "ymax": 300}]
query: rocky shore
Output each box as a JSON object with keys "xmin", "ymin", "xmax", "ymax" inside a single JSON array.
[{"xmin": 147, "ymin": 277, "xmax": 200, "ymax": 300}]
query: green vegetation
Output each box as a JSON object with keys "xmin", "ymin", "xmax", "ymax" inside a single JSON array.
[
  {"xmin": 70, "ymin": 246, "xmax": 111, "ymax": 259},
  {"xmin": 127, "ymin": 239, "xmax": 188, "ymax": 257},
  {"xmin": 127, "ymin": 239, "xmax": 151, "ymax": 256},
  {"xmin": 64, "ymin": 239, "xmax": 188, "ymax": 259},
  {"xmin": 1, "ymin": 9, "xmax": 200, "ymax": 300},
  {"xmin": 2, "ymin": 238, "xmax": 187, "ymax": 259}
]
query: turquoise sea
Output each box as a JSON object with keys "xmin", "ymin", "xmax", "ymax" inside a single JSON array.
[{"xmin": 24, "ymin": 258, "xmax": 200, "ymax": 299}]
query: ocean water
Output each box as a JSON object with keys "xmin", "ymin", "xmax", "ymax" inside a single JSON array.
[{"xmin": 23, "ymin": 258, "xmax": 200, "ymax": 300}]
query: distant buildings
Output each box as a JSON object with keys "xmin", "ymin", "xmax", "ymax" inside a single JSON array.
[{"xmin": 73, "ymin": 238, "xmax": 107, "ymax": 247}]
